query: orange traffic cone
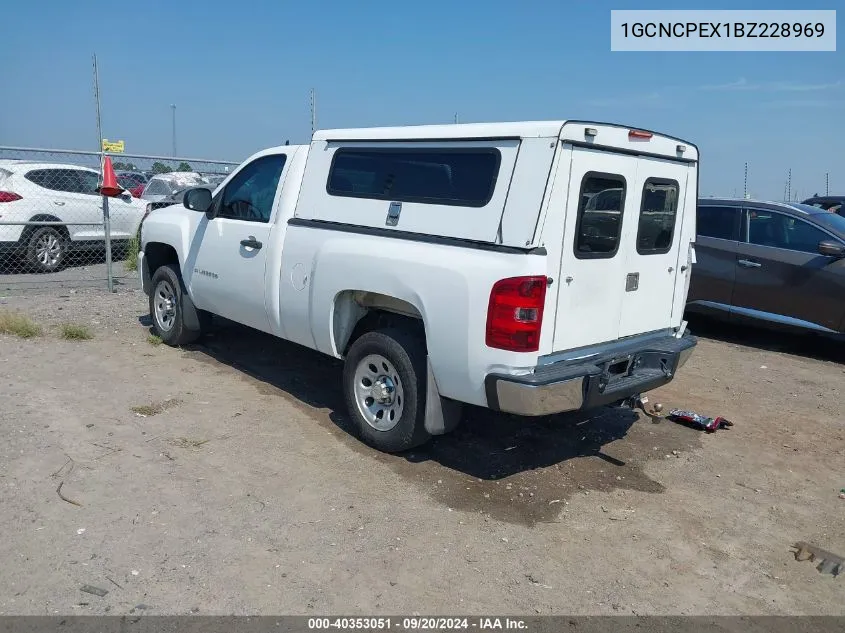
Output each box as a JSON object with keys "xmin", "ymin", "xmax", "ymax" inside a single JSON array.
[{"xmin": 98, "ymin": 156, "xmax": 124, "ymax": 197}]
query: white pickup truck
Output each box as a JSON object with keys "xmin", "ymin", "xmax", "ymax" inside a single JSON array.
[{"xmin": 139, "ymin": 120, "xmax": 699, "ymax": 453}]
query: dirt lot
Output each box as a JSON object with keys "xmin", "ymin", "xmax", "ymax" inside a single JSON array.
[{"xmin": 0, "ymin": 286, "xmax": 843, "ymax": 616}]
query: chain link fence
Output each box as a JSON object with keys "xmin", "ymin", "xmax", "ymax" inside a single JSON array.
[{"xmin": 0, "ymin": 147, "xmax": 239, "ymax": 292}]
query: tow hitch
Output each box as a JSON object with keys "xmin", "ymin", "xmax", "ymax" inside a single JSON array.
[{"xmin": 622, "ymin": 393, "xmax": 667, "ymax": 423}]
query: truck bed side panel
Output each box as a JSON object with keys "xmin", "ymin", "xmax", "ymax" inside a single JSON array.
[{"xmin": 278, "ymin": 223, "xmax": 549, "ymax": 407}]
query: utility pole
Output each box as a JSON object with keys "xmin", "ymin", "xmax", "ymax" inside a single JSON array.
[
  {"xmin": 787, "ymin": 168, "xmax": 792, "ymax": 202},
  {"xmin": 93, "ymin": 53, "xmax": 113, "ymax": 293},
  {"xmin": 171, "ymin": 104, "xmax": 177, "ymax": 157},
  {"xmin": 743, "ymin": 162, "xmax": 748, "ymax": 199},
  {"xmin": 310, "ymin": 88, "xmax": 316, "ymax": 137},
  {"xmin": 93, "ymin": 54, "xmax": 103, "ymax": 159},
  {"xmin": 454, "ymin": 113, "xmax": 459, "ymax": 124},
  {"xmin": 826, "ymin": 172, "xmax": 829, "ymax": 196}
]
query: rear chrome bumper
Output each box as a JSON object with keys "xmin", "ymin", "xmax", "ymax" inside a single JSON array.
[{"xmin": 485, "ymin": 333, "xmax": 697, "ymax": 417}]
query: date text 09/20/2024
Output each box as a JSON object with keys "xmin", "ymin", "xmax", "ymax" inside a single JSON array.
[{"xmin": 307, "ymin": 617, "xmax": 528, "ymax": 630}]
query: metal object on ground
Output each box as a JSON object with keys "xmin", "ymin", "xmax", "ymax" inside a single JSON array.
[
  {"xmin": 791, "ymin": 542, "xmax": 843, "ymax": 577},
  {"xmin": 624, "ymin": 394, "xmax": 667, "ymax": 423}
]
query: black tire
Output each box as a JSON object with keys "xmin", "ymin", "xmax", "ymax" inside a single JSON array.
[
  {"xmin": 26, "ymin": 226, "xmax": 67, "ymax": 273},
  {"xmin": 343, "ymin": 328, "xmax": 431, "ymax": 453},
  {"xmin": 149, "ymin": 264, "xmax": 203, "ymax": 346}
]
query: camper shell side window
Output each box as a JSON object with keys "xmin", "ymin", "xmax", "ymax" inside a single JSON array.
[
  {"xmin": 573, "ymin": 172, "xmax": 627, "ymax": 260},
  {"xmin": 326, "ymin": 147, "xmax": 502, "ymax": 208}
]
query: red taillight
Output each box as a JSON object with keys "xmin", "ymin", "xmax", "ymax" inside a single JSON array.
[
  {"xmin": 628, "ymin": 129, "xmax": 653, "ymax": 140},
  {"xmin": 0, "ymin": 191, "xmax": 22, "ymax": 203},
  {"xmin": 486, "ymin": 276, "xmax": 547, "ymax": 352}
]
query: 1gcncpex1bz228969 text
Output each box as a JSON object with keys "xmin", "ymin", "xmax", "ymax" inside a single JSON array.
[{"xmin": 610, "ymin": 9, "xmax": 836, "ymax": 51}]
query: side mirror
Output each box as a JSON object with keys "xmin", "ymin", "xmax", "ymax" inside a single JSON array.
[
  {"xmin": 818, "ymin": 240, "xmax": 845, "ymax": 258},
  {"xmin": 184, "ymin": 188, "xmax": 213, "ymax": 213}
]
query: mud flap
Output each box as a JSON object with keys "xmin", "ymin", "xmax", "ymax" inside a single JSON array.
[
  {"xmin": 424, "ymin": 356, "xmax": 463, "ymax": 435},
  {"xmin": 180, "ymin": 284, "xmax": 203, "ymax": 332},
  {"xmin": 140, "ymin": 253, "xmax": 152, "ymax": 295}
]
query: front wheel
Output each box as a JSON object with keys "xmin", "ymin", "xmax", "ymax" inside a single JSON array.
[
  {"xmin": 26, "ymin": 227, "xmax": 67, "ymax": 273},
  {"xmin": 149, "ymin": 264, "xmax": 203, "ymax": 346},
  {"xmin": 343, "ymin": 328, "xmax": 431, "ymax": 453}
]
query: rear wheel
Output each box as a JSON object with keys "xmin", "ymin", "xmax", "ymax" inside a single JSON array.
[
  {"xmin": 149, "ymin": 264, "xmax": 204, "ymax": 346},
  {"xmin": 343, "ymin": 328, "xmax": 431, "ymax": 453},
  {"xmin": 26, "ymin": 227, "xmax": 67, "ymax": 273}
]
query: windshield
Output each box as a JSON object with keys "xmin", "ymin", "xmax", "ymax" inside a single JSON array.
[
  {"xmin": 810, "ymin": 210, "xmax": 845, "ymax": 235},
  {"xmin": 789, "ymin": 202, "xmax": 829, "ymax": 214}
]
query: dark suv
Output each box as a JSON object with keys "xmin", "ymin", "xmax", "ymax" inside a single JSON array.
[
  {"xmin": 801, "ymin": 195, "xmax": 844, "ymax": 216},
  {"xmin": 687, "ymin": 198, "xmax": 845, "ymax": 336}
]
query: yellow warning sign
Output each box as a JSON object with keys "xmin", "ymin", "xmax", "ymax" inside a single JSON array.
[{"xmin": 102, "ymin": 139, "xmax": 125, "ymax": 153}]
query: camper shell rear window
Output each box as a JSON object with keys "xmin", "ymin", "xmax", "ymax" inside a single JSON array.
[
  {"xmin": 326, "ymin": 147, "xmax": 501, "ymax": 208},
  {"xmin": 574, "ymin": 172, "xmax": 627, "ymax": 259},
  {"xmin": 636, "ymin": 178, "xmax": 679, "ymax": 255}
]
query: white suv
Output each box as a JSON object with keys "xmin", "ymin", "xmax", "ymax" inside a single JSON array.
[{"xmin": 0, "ymin": 161, "xmax": 147, "ymax": 272}]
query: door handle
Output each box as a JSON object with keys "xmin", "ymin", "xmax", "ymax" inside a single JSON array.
[
  {"xmin": 240, "ymin": 237, "xmax": 262, "ymax": 249},
  {"xmin": 738, "ymin": 259, "xmax": 761, "ymax": 268},
  {"xmin": 53, "ymin": 201, "xmax": 65, "ymax": 206}
]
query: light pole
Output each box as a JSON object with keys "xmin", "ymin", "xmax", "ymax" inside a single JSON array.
[{"xmin": 170, "ymin": 104, "xmax": 177, "ymax": 157}]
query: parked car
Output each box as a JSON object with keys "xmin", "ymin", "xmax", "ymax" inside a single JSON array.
[
  {"xmin": 0, "ymin": 161, "xmax": 148, "ymax": 272},
  {"xmin": 116, "ymin": 172, "xmax": 147, "ymax": 198},
  {"xmin": 145, "ymin": 183, "xmax": 217, "ymax": 214},
  {"xmin": 687, "ymin": 198, "xmax": 845, "ymax": 336},
  {"xmin": 138, "ymin": 183, "xmax": 218, "ymax": 240},
  {"xmin": 801, "ymin": 195, "xmax": 844, "ymax": 216},
  {"xmin": 139, "ymin": 120, "xmax": 699, "ymax": 453},
  {"xmin": 141, "ymin": 172, "xmax": 205, "ymax": 203},
  {"xmin": 200, "ymin": 174, "xmax": 228, "ymax": 186}
]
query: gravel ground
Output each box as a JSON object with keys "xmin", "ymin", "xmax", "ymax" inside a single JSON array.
[{"xmin": 0, "ymin": 287, "xmax": 842, "ymax": 616}]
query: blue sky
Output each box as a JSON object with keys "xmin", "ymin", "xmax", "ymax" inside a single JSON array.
[{"xmin": 1, "ymin": 0, "xmax": 842, "ymax": 199}]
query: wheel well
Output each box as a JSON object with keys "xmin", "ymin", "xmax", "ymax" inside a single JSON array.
[
  {"xmin": 335, "ymin": 290, "xmax": 426, "ymax": 356},
  {"xmin": 144, "ymin": 242, "xmax": 180, "ymax": 276},
  {"xmin": 21, "ymin": 215, "xmax": 70, "ymax": 243}
]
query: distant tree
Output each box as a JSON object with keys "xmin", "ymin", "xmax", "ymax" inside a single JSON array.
[
  {"xmin": 176, "ymin": 162, "xmax": 193, "ymax": 172},
  {"xmin": 151, "ymin": 162, "xmax": 172, "ymax": 174},
  {"xmin": 112, "ymin": 161, "xmax": 137, "ymax": 171}
]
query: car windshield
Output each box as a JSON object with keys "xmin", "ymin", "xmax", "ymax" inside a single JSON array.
[
  {"xmin": 810, "ymin": 210, "xmax": 845, "ymax": 235},
  {"xmin": 789, "ymin": 202, "xmax": 829, "ymax": 214}
]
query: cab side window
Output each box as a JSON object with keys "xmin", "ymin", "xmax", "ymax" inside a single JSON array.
[{"xmin": 217, "ymin": 154, "xmax": 287, "ymax": 222}]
